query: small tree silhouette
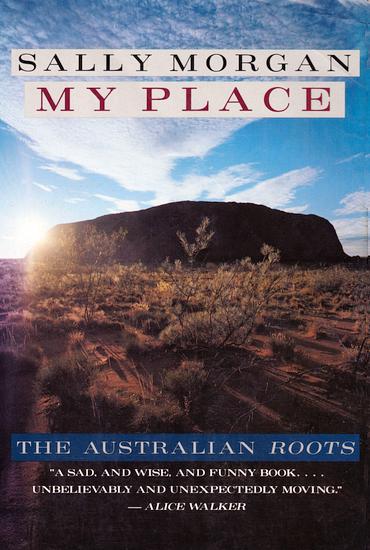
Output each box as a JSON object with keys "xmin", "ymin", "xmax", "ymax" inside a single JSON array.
[{"xmin": 177, "ymin": 217, "xmax": 214, "ymax": 265}]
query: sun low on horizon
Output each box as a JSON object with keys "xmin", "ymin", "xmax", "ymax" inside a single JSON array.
[{"xmin": 14, "ymin": 216, "xmax": 50, "ymax": 258}]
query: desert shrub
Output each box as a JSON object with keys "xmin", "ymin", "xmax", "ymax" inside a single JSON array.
[
  {"xmin": 130, "ymin": 309, "xmax": 153, "ymax": 326},
  {"xmin": 131, "ymin": 395, "xmax": 189, "ymax": 432},
  {"xmin": 29, "ymin": 225, "xmax": 126, "ymax": 323},
  {"xmin": 67, "ymin": 329, "xmax": 86, "ymax": 349},
  {"xmin": 177, "ymin": 216, "xmax": 215, "ymax": 265},
  {"xmin": 271, "ymin": 332, "xmax": 296, "ymax": 361},
  {"xmin": 41, "ymin": 351, "xmax": 99, "ymax": 430},
  {"xmin": 41, "ymin": 352, "xmax": 97, "ymax": 401},
  {"xmin": 160, "ymin": 244, "xmax": 282, "ymax": 349},
  {"xmin": 162, "ymin": 360, "xmax": 211, "ymax": 422},
  {"xmin": 161, "ymin": 310, "xmax": 216, "ymax": 348},
  {"xmin": 41, "ymin": 351, "xmax": 138, "ymax": 432},
  {"xmin": 128, "ymin": 310, "xmax": 168, "ymax": 335}
]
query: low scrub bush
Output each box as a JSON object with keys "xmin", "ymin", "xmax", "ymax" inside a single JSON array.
[
  {"xmin": 41, "ymin": 352, "xmax": 97, "ymax": 402},
  {"xmin": 41, "ymin": 350, "xmax": 99, "ymax": 430},
  {"xmin": 271, "ymin": 332, "xmax": 296, "ymax": 361},
  {"xmin": 160, "ymin": 244, "xmax": 282, "ymax": 350},
  {"xmin": 131, "ymin": 395, "xmax": 189, "ymax": 432},
  {"xmin": 29, "ymin": 225, "xmax": 126, "ymax": 323},
  {"xmin": 162, "ymin": 360, "xmax": 211, "ymax": 422}
]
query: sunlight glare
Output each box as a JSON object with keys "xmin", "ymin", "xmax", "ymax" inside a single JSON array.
[{"xmin": 16, "ymin": 216, "xmax": 48, "ymax": 255}]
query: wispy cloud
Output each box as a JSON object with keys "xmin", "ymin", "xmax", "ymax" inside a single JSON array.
[
  {"xmin": 32, "ymin": 181, "xmax": 54, "ymax": 192},
  {"xmin": 288, "ymin": 0, "xmax": 318, "ymax": 7},
  {"xmin": 94, "ymin": 194, "xmax": 140, "ymax": 212},
  {"xmin": 283, "ymin": 204, "xmax": 309, "ymax": 213},
  {"xmin": 41, "ymin": 164, "xmax": 84, "ymax": 181},
  {"xmin": 151, "ymin": 163, "xmax": 262, "ymax": 205},
  {"xmin": 332, "ymin": 216, "xmax": 368, "ymax": 239},
  {"xmin": 94, "ymin": 164, "xmax": 315, "ymax": 213},
  {"xmin": 336, "ymin": 152, "xmax": 368, "ymax": 164},
  {"xmin": 335, "ymin": 191, "xmax": 370, "ymax": 215},
  {"xmin": 226, "ymin": 167, "xmax": 319, "ymax": 209},
  {"xmin": 337, "ymin": 0, "xmax": 368, "ymax": 7},
  {"xmin": 0, "ymin": 0, "xmax": 364, "ymax": 210},
  {"xmin": 27, "ymin": 119, "xmax": 247, "ymax": 196}
]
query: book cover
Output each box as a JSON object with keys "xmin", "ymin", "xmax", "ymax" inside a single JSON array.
[{"xmin": 0, "ymin": 1, "xmax": 369, "ymax": 549}]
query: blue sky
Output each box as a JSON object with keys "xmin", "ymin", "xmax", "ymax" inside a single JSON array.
[{"xmin": 0, "ymin": 0, "xmax": 369, "ymax": 258}]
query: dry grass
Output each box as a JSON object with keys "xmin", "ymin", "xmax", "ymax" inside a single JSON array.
[{"xmin": 0, "ymin": 243, "xmax": 369, "ymax": 437}]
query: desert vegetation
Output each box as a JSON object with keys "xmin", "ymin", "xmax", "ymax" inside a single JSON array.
[
  {"xmin": 0, "ymin": 219, "xmax": 368, "ymax": 435},
  {"xmin": 0, "ymin": 220, "xmax": 369, "ymax": 550}
]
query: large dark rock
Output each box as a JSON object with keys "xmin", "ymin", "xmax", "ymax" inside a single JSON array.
[{"xmin": 33, "ymin": 201, "xmax": 347, "ymax": 264}]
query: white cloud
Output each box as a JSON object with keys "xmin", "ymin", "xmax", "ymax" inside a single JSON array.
[
  {"xmin": 335, "ymin": 191, "xmax": 370, "ymax": 215},
  {"xmin": 337, "ymin": 0, "xmax": 368, "ymax": 6},
  {"xmin": 341, "ymin": 238, "xmax": 368, "ymax": 257},
  {"xmin": 226, "ymin": 167, "xmax": 319, "ymax": 209},
  {"xmin": 94, "ymin": 164, "xmax": 315, "ymax": 213},
  {"xmin": 1, "ymin": 80, "xmax": 247, "ymax": 197},
  {"xmin": 94, "ymin": 194, "xmax": 140, "ymax": 212},
  {"xmin": 40, "ymin": 164, "xmax": 85, "ymax": 181},
  {"xmin": 0, "ymin": 5, "xmax": 250, "ymax": 201},
  {"xmin": 12, "ymin": 115, "xmax": 247, "ymax": 196},
  {"xmin": 336, "ymin": 152, "xmax": 365, "ymax": 164},
  {"xmin": 32, "ymin": 181, "xmax": 53, "ymax": 192},
  {"xmin": 150, "ymin": 163, "xmax": 262, "ymax": 205},
  {"xmin": 332, "ymin": 216, "xmax": 368, "ymax": 239},
  {"xmin": 0, "ymin": 0, "xmax": 356, "ymax": 210},
  {"xmin": 331, "ymin": 216, "xmax": 368, "ymax": 256},
  {"xmin": 283, "ymin": 204, "xmax": 309, "ymax": 213},
  {"xmin": 288, "ymin": 0, "xmax": 318, "ymax": 7}
]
